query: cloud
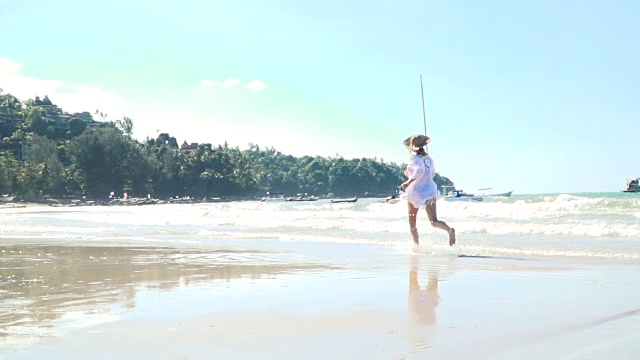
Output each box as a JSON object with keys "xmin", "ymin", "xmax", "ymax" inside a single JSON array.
[
  {"xmin": 247, "ymin": 80, "xmax": 267, "ymax": 91},
  {"xmin": 0, "ymin": 58, "xmax": 21, "ymax": 74},
  {"xmin": 221, "ymin": 78, "xmax": 240, "ymax": 88},
  {"xmin": 199, "ymin": 78, "xmax": 240, "ymax": 89},
  {"xmin": 199, "ymin": 78, "xmax": 266, "ymax": 91},
  {"xmin": 0, "ymin": 58, "xmax": 126, "ymax": 116}
]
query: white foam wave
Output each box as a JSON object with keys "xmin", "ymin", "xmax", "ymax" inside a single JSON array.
[{"xmin": 2, "ymin": 195, "xmax": 640, "ymax": 260}]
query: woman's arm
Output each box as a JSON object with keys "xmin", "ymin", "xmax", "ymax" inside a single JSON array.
[{"xmin": 401, "ymin": 178, "xmax": 415, "ymax": 190}]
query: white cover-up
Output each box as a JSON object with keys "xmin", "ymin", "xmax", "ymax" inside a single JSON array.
[{"xmin": 405, "ymin": 154, "xmax": 438, "ymax": 208}]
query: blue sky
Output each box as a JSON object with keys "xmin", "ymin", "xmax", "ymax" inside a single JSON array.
[{"xmin": 1, "ymin": 0, "xmax": 639, "ymax": 193}]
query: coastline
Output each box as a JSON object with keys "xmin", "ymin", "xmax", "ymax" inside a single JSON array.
[{"xmin": 2, "ymin": 233, "xmax": 639, "ymax": 359}]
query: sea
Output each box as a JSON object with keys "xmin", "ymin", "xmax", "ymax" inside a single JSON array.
[
  {"xmin": 2, "ymin": 192, "xmax": 639, "ymax": 261},
  {"xmin": 2, "ymin": 192, "xmax": 640, "ymax": 357}
]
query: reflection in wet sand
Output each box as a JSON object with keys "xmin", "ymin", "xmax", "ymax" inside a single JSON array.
[
  {"xmin": 407, "ymin": 257, "xmax": 442, "ymax": 353},
  {"xmin": 408, "ymin": 261, "xmax": 440, "ymax": 325},
  {"xmin": 0, "ymin": 244, "xmax": 337, "ymax": 350}
]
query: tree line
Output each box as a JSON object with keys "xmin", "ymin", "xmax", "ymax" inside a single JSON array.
[{"xmin": 0, "ymin": 91, "xmax": 453, "ymax": 200}]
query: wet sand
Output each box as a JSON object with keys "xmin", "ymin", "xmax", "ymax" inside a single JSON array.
[{"xmin": 1, "ymin": 236, "xmax": 639, "ymax": 360}]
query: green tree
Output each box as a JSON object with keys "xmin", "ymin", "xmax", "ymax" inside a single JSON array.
[
  {"xmin": 26, "ymin": 135, "xmax": 65, "ymax": 195},
  {"xmin": 0, "ymin": 151, "xmax": 19, "ymax": 194},
  {"xmin": 115, "ymin": 117, "xmax": 133, "ymax": 137},
  {"xmin": 67, "ymin": 117, "xmax": 86, "ymax": 138},
  {"xmin": 0, "ymin": 93, "xmax": 22, "ymax": 116},
  {"xmin": 14, "ymin": 162, "xmax": 43, "ymax": 199},
  {"xmin": 66, "ymin": 127, "xmax": 152, "ymax": 198},
  {"xmin": 0, "ymin": 91, "xmax": 455, "ymax": 200},
  {"xmin": 155, "ymin": 133, "xmax": 179, "ymax": 149},
  {"xmin": 24, "ymin": 107, "xmax": 49, "ymax": 136}
]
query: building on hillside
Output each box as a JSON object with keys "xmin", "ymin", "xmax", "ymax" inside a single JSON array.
[
  {"xmin": 181, "ymin": 141, "xmax": 199, "ymax": 151},
  {"xmin": 74, "ymin": 112, "xmax": 94, "ymax": 122},
  {"xmin": 35, "ymin": 96, "xmax": 63, "ymax": 117}
]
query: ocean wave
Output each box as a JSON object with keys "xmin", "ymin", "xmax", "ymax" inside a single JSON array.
[{"xmin": 2, "ymin": 194, "xmax": 639, "ymax": 259}]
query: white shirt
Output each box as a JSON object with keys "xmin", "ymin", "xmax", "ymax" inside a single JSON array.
[{"xmin": 405, "ymin": 154, "xmax": 438, "ymax": 207}]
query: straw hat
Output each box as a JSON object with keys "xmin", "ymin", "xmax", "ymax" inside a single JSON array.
[{"xmin": 403, "ymin": 134, "xmax": 431, "ymax": 151}]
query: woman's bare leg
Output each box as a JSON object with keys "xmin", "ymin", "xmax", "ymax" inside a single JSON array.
[
  {"xmin": 407, "ymin": 201, "xmax": 420, "ymax": 245},
  {"xmin": 425, "ymin": 203, "xmax": 456, "ymax": 246}
]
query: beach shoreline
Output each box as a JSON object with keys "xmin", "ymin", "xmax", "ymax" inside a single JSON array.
[{"xmin": 2, "ymin": 233, "xmax": 639, "ymax": 359}]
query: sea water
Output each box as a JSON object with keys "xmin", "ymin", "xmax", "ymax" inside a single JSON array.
[
  {"xmin": 1, "ymin": 192, "xmax": 639, "ymax": 261},
  {"xmin": 2, "ymin": 192, "xmax": 640, "ymax": 357}
]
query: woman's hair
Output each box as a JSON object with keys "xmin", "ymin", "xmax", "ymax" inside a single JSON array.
[{"xmin": 415, "ymin": 147, "xmax": 427, "ymax": 156}]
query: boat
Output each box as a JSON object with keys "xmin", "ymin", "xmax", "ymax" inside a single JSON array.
[
  {"xmin": 0, "ymin": 195, "xmax": 15, "ymax": 203},
  {"xmin": 108, "ymin": 197, "xmax": 158, "ymax": 206},
  {"xmin": 477, "ymin": 188, "xmax": 514, "ymax": 197},
  {"xmin": 330, "ymin": 197, "xmax": 358, "ymax": 204},
  {"xmin": 287, "ymin": 193, "xmax": 319, "ymax": 201},
  {"xmin": 623, "ymin": 178, "xmax": 640, "ymax": 193},
  {"xmin": 384, "ymin": 192, "xmax": 403, "ymax": 204},
  {"xmin": 261, "ymin": 192, "xmax": 288, "ymax": 202},
  {"xmin": 441, "ymin": 186, "xmax": 483, "ymax": 202}
]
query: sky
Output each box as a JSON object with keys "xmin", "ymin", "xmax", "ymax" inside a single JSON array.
[{"xmin": 1, "ymin": 0, "xmax": 639, "ymax": 194}]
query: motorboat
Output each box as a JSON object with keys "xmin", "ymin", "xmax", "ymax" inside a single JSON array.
[
  {"xmin": 0, "ymin": 195, "xmax": 15, "ymax": 203},
  {"xmin": 261, "ymin": 192, "xmax": 288, "ymax": 202},
  {"xmin": 384, "ymin": 193, "xmax": 402, "ymax": 204},
  {"xmin": 623, "ymin": 178, "xmax": 640, "ymax": 193},
  {"xmin": 330, "ymin": 197, "xmax": 358, "ymax": 203},
  {"xmin": 287, "ymin": 193, "xmax": 319, "ymax": 201},
  {"xmin": 441, "ymin": 186, "xmax": 483, "ymax": 202},
  {"xmin": 445, "ymin": 190, "xmax": 483, "ymax": 202}
]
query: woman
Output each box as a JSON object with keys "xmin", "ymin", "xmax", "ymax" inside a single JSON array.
[{"xmin": 400, "ymin": 134, "xmax": 456, "ymax": 246}]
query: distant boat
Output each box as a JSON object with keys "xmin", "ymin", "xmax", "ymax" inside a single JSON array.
[
  {"xmin": 0, "ymin": 195, "xmax": 15, "ymax": 203},
  {"xmin": 384, "ymin": 193, "xmax": 401, "ymax": 204},
  {"xmin": 261, "ymin": 192, "xmax": 288, "ymax": 202},
  {"xmin": 287, "ymin": 193, "xmax": 319, "ymax": 202},
  {"xmin": 330, "ymin": 197, "xmax": 358, "ymax": 204},
  {"xmin": 623, "ymin": 178, "xmax": 640, "ymax": 193},
  {"xmin": 478, "ymin": 188, "xmax": 514, "ymax": 197},
  {"xmin": 441, "ymin": 186, "xmax": 483, "ymax": 202}
]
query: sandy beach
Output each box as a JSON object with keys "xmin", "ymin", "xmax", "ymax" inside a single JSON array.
[
  {"xmin": 1, "ymin": 239, "xmax": 638, "ymax": 359},
  {"xmin": 1, "ymin": 200, "xmax": 640, "ymax": 359}
]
